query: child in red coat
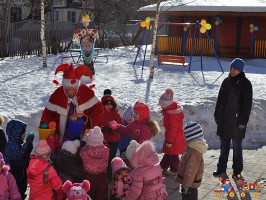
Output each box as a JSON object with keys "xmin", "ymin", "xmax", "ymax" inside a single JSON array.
[
  {"xmin": 99, "ymin": 89, "xmax": 123, "ymax": 181},
  {"xmin": 159, "ymin": 88, "xmax": 187, "ymax": 176},
  {"xmin": 27, "ymin": 140, "xmax": 64, "ymax": 200},
  {"xmin": 110, "ymin": 100, "xmax": 160, "ymax": 144}
]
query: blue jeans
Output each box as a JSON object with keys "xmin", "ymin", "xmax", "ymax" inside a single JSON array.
[{"xmin": 217, "ymin": 137, "xmax": 243, "ymax": 174}]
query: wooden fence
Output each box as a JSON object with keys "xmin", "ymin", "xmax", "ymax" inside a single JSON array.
[{"xmin": 0, "ymin": 20, "xmax": 83, "ymax": 57}]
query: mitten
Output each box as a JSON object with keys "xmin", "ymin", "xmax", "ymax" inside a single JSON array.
[
  {"xmin": 26, "ymin": 134, "xmax": 34, "ymax": 144},
  {"xmin": 109, "ymin": 120, "xmax": 119, "ymax": 130},
  {"xmin": 166, "ymin": 143, "xmax": 172, "ymax": 148},
  {"xmin": 238, "ymin": 124, "xmax": 245, "ymax": 130},
  {"xmin": 179, "ymin": 185, "xmax": 190, "ymax": 194}
]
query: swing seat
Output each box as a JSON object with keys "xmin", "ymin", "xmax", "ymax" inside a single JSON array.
[{"xmin": 158, "ymin": 55, "xmax": 188, "ymax": 67}]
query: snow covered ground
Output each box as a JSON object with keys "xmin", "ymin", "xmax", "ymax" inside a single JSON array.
[{"xmin": 0, "ymin": 46, "xmax": 266, "ymax": 150}]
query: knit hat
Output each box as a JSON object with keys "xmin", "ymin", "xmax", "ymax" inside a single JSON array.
[
  {"xmin": 86, "ymin": 126, "xmax": 104, "ymax": 147},
  {"xmin": 62, "ymin": 180, "xmax": 90, "ymax": 200},
  {"xmin": 229, "ymin": 58, "xmax": 245, "ymax": 72},
  {"xmin": 62, "ymin": 140, "xmax": 81, "ymax": 155},
  {"xmin": 53, "ymin": 63, "xmax": 92, "ymax": 87},
  {"xmin": 184, "ymin": 121, "xmax": 204, "ymax": 143},
  {"xmin": 35, "ymin": 140, "xmax": 51, "ymax": 159},
  {"xmin": 6, "ymin": 119, "xmax": 27, "ymax": 139},
  {"xmin": 133, "ymin": 101, "xmax": 150, "ymax": 121},
  {"xmin": 111, "ymin": 157, "xmax": 126, "ymax": 174},
  {"xmin": 101, "ymin": 89, "xmax": 117, "ymax": 109},
  {"xmin": 126, "ymin": 140, "xmax": 140, "ymax": 161},
  {"xmin": 159, "ymin": 88, "xmax": 174, "ymax": 108},
  {"xmin": 122, "ymin": 106, "xmax": 134, "ymax": 121}
]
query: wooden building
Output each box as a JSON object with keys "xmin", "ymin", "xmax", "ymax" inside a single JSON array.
[{"xmin": 138, "ymin": 0, "xmax": 266, "ymax": 58}]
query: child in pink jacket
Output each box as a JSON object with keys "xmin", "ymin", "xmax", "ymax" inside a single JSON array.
[
  {"xmin": 158, "ymin": 88, "xmax": 187, "ymax": 176},
  {"xmin": 0, "ymin": 152, "xmax": 21, "ymax": 200},
  {"xmin": 80, "ymin": 126, "xmax": 109, "ymax": 200},
  {"xmin": 27, "ymin": 140, "xmax": 64, "ymax": 200},
  {"xmin": 110, "ymin": 101, "xmax": 160, "ymax": 144},
  {"xmin": 126, "ymin": 141, "xmax": 167, "ymax": 200}
]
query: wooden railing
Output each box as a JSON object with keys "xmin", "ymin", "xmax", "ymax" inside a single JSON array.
[
  {"xmin": 254, "ymin": 40, "xmax": 266, "ymax": 58},
  {"xmin": 157, "ymin": 35, "xmax": 214, "ymax": 56}
]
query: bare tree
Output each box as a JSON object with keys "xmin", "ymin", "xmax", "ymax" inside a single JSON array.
[
  {"xmin": 0, "ymin": 0, "xmax": 11, "ymax": 57},
  {"xmin": 41, "ymin": 0, "xmax": 47, "ymax": 67}
]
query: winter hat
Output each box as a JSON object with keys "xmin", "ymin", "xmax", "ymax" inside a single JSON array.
[
  {"xmin": 126, "ymin": 140, "xmax": 140, "ymax": 161},
  {"xmin": 86, "ymin": 126, "xmax": 104, "ymax": 147},
  {"xmin": 131, "ymin": 141, "xmax": 159, "ymax": 167},
  {"xmin": 35, "ymin": 140, "xmax": 51, "ymax": 159},
  {"xmin": 101, "ymin": 89, "xmax": 117, "ymax": 109},
  {"xmin": 133, "ymin": 100, "xmax": 150, "ymax": 121},
  {"xmin": 159, "ymin": 88, "xmax": 174, "ymax": 108},
  {"xmin": 122, "ymin": 106, "xmax": 134, "ymax": 122},
  {"xmin": 6, "ymin": 119, "xmax": 27, "ymax": 138},
  {"xmin": 184, "ymin": 121, "xmax": 204, "ymax": 143},
  {"xmin": 229, "ymin": 58, "xmax": 245, "ymax": 72},
  {"xmin": 62, "ymin": 140, "xmax": 81, "ymax": 155},
  {"xmin": 62, "ymin": 180, "xmax": 90, "ymax": 200},
  {"xmin": 111, "ymin": 157, "xmax": 126, "ymax": 174},
  {"xmin": 53, "ymin": 63, "xmax": 92, "ymax": 87}
]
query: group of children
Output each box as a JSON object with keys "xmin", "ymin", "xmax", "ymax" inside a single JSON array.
[{"xmin": 0, "ymin": 87, "xmax": 208, "ymax": 200}]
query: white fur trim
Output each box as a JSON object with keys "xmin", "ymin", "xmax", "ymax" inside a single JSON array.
[
  {"xmin": 62, "ymin": 78, "xmax": 80, "ymax": 87},
  {"xmin": 78, "ymin": 96, "xmax": 99, "ymax": 111}
]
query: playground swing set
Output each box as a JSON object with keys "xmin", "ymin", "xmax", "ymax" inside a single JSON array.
[{"xmin": 133, "ymin": 19, "xmax": 224, "ymax": 73}]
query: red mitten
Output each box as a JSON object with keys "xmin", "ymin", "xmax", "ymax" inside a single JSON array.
[{"xmin": 109, "ymin": 120, "xmax": 119, "ymax": 130}]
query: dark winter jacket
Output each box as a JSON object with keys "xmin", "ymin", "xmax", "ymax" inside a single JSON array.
[
  {"xmin": 0, "ymin": 127, "xmax": 7, "ymax": 154},
  {"xmin": 214, "ymin": 72, "xmax": 253, "ymax": 139},
  {"xmin": 53, "ymin": 149, "xmax": 84, "ymax": 183},
  {"xmin": 4, "ymin": 119, "xmax": 33, "ymax": 167}
]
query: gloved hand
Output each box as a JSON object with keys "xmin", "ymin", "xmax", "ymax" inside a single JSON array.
[
  {"xmin": 238, "ymin": 124, "xmax": 246, "ymax": 130},
  {"xmin": 166, "ymin": 143, "xmax": 172, "ymax": 148},
  {"xmin": 26, "ymin": 134, "xmax": 34, "ymax": 144},
  {"xmin": 109, "ymin": 120, "xmax": 119, "ymax": 130},
  {"xmin": 101, "ymin": 126, "xmax": 111, "ymax": 134},
  {"xmin": 179, "ymin": 185, "xmax": 190, "ymax": 194}
]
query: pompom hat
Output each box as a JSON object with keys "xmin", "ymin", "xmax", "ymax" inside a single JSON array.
[
  {"xmin": 133, "ymin": 101, "xmax": 150, "ymax": 121},
  {"xmin": 35, "ymin": 140, "xmax": 51, "ymax": 159},
  {"xmin": 184, "ymin": 121, "xmax": 204, "ymax": 143},
  {"xmin": 122, "ymin": 106, "xmax": 134, "ymax": 121},
  {"xmin": 62, "ymin": 140, "xmax": 81, "ymax": 155},
  {"xmin": 111, "ymin": 157, "xmax": 126, "ymax": 174},
  {"xmin": 53, "ymin": 63, "xmax": 92, "ymax": 87},
  {"xmin": 126, "ymin": 140, "xmax": 140, "ymax": 161},
  {"xmin": 229, "ymin": 58, "xmax": 245, "ymax": 72},
  {"xmin": 159, "ymin": 88, "xmax": 174, "ymax": 108},
  {"xmin": 87, "ymin": 126, "xmax": 104, "ymax": 147},
  {"xmin": 101, "ymin": 89, "xmax": 117, "ymax": 109}
]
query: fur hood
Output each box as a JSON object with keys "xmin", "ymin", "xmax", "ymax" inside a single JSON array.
[{"xmin": 187, "ymin": 139, "xmax": 208, "ymax": 154}]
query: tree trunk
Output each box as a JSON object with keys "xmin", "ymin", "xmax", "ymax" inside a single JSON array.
[
  {"xmin": 0, "ymin": 0, "xmax": 11, "ymax": 57},
  {"xmin": 41, "ymin": 0, "xmax": 47, "ymax": 67},
  {"xmin": 149, "ymin": 1, "xmax": 160, "ymax": 79}
]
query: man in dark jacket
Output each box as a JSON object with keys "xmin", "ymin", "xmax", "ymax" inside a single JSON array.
[{"xmin": 213, "ymin": 58, "xmax": 253, "ymax": 179}]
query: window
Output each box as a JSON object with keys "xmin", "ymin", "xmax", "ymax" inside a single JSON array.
[
  {"xmin": 67, "ymin": 11, "xmax": 76, "ymax": 23},
  {"xmin": 54, "ymin": 11, "xmax": 60, "ymax": 22}
]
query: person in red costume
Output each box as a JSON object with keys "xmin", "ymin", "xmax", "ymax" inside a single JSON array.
[{"xmin": 40, "ymin": 63, "xmax": 104, "ymax": 149}]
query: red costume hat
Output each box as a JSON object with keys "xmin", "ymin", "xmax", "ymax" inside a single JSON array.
[{"xmin": 53, "ymin": 63, "xmax": 92, "ymax": 87}]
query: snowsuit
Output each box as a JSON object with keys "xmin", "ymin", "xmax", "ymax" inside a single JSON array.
[
  {"xmin": 176, "ymin": 140, "xmax": 208, "ymax": 200},
  {"xmin": 99, "ymin": 108, "xmax": 123, "ymax": 180},
  {"xmin": 118, "ymin": 120, "xmax": 153, "ymax": 144},
  {"xmin": 4, "ymin": 120, "xmax": 33, "ymax": 200},
  {"xmin": 0, "ymin": 166, "xmax": 21, "ymax": 200},
  {"xmin": 80, "ymin": 144, "xmax": 109, "ymax": 200},
  {"xmin": 27, "ymin": 155, "xmax": 63, "ymax": 200},
  {"xmin": 160, "ymin": 102, "xmax": 186, "ymax": 173},
  {"xmin": 53, "ymin": 149, "xmax": 84, "ymax": 183}
]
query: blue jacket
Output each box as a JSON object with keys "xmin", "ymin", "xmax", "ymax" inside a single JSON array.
[
  {"xmin": 118, "ymin": 120, "xmax": 132, "ymax": 150},
  {"xmin": 4, "ymin": 119, "xmax": 33, "ymax": 167}
]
